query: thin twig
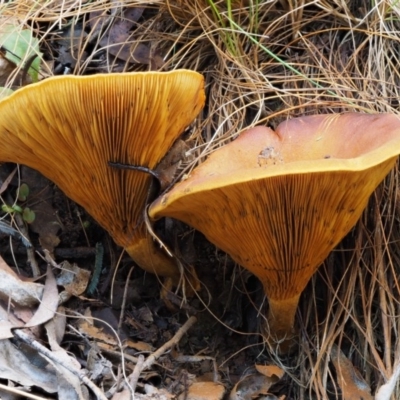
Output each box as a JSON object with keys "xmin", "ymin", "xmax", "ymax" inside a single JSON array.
[
  {"xmin": 0, "ymin": 382, "xmax": 52, "ymax": 400},
  {"xmin": 141, "ymin": 316, "xmax": 197, "ymax": 372},
  {"xmin": 129, "ymin": 354, "xmax": 145, "ymax": 394},
  {"xmin": 118, "ymin": 266, "xmax": 134, "ymax": 335}
]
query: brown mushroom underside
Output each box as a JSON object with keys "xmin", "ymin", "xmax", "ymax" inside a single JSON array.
[
  {"xmin": 151, "ymin": 157, "xmax": 395, "ymax": 298},
  {"xmin": 0, "ymin": 70, "xmax": 205, "ymax": 278},
  {"xmin": 149, "ymin": 113, "xmax": 400, "ymax": 345}
]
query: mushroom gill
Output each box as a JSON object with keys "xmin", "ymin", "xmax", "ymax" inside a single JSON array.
[
  {"xmin": 149, "ymin": 113, "xmax": 400, "ymax": 352},
  {"xmin": 0, "ymin": 70, "xmax": 205, "ymax": 281}
]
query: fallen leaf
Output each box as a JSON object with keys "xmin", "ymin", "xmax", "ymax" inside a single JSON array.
[
  {"xmin": 47, "ymin": 306, "xmax": 67, "ymax": 345},
  {"xmin": 25, "ymin": 266, "xmax": 58, "ymax": 328},
  {"xmin": 45, "ymin": 317, "xmax": 87, "ymax": 399},
  {"xmin": 0, "ymin": 302, "xmax": 24, "ymax": 340},
  {"xmin": 0, "ymin": 315, "xmax": 16, "ymax": 339},
  {"xmin": 43, "ymin": 348, "xmax": 88, "ymax": 399},
  {"xmin": 0, "ymin": 339, "xmax": 57, "ymax": 392},
  {"xmin": 331, "ymin": 345, "xmax": 373, "ymax": 400},
  {"xmin": 56, "ymin": 25, "xmax": 88, "ymax": 69},
  {"xmin": 229, "ymin": 367, "xmax": 284, "ymax": 400},
  {"xmin": 255, "ymin": 364, "xmax": 285, "ymax": 380},
  {"xmin": 11, "ymin": 306, "xmax": 34, "ymax": 324},
  {"xmin": 90, "ymin": 7, "xmax": 163, "ymax": 68},
  {"xmin": 92, "ymin": 307, "xmax": 128, "ymax": 341},
  {"xmin": 0, "ymin": 256, "xmax": 43, "ymax": 306},
  {"xmin": 0, "ymin": 23, "xmax": 42, "ymax": 82},
  {"xmin": 178, "ymin": 381, "xmax": 225, "ymax": 400},
  {"xmin": 56, "ymin": 260, "xmax": 91, "ymax": 297},
  {"xmin": 126, "ymin": 339, "xmax": 153, "ymax": 352},
  {"xmin": 78, "ymin": 307, "xmax": 122, "ymax": 346},
  {"xmin": 78, "ymin": 307, "xmax": 153, "ymax": 356}
]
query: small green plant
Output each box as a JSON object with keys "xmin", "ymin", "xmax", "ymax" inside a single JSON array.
[
  {"xmin": 206, "ymin": 0, "xmax": 260, "ymax": 57},
  {"xmin": 17, "ymin": 182, "xmax": 30, "ymax": 201},
  {"xmin": 1, "ymin": 183, "xmax": 36, "ymax": 224}
]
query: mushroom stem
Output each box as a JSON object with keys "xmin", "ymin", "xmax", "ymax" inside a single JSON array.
[
  {"xmin": 265, "ymin": 294, "xmax": 301, "ymax": 353},
  {"xmin": 125, "ymin": 233, "xmax": 180, "ymax": 280}
]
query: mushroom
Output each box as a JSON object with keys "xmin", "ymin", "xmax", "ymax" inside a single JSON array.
[
  {"xmin": 0, "ymin": 70, "xmax": 205, "ymax": 282},
  {"xmin": 149, "ymin": 113, "xmax": 400, "ymax": 351}
]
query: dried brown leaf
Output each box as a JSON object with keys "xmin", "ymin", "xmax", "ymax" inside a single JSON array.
[
  {"xmin": 0, "ymin": 256, "xmax": 43, "ymax": 307},
  {"xmin": 42, "ymin": 348, "xmax": 87, "ymax": 399},
  {"xmin": 126, "ymin": 339, "xmax": 153, "ymax": 352},
  {"xmin": 0, "ymin": 319, "xmax": 15, "ymax": 339},
  {"xmin": 56, "ymin": 261, "xmax": 91, "ymax": 297},
  {"xmin": 178, "ymin": 381, "xmax": 225, "ymax": 400},
  {"xmin": 331, "ymin": 345, "xmax": 373, "ymax": 400},
  {"xmin": 56, "ymin": 25, "xmax": 88, "ymax": 69},
  {"xmin": 91, "ymin": 6, "xmax": 163, "ymax": 67},
  {"xmin": 25, "ymin": 266, "xmax": 58, "ymax": 328},
  {"xmin": 255, "ymin": 364, "xmax": 285, "ymax": 380},
  {"xmin": 229, "ymin": 371, "xmax": 281, "ymax": 400},
  {"xmin": 0, "ymin": 301, "xmax": 25, "ymax": 339},
  {"xmin": 0, "ymin": 339, "xmax": 57, "ymax": 392},
  {"xmin": 45, "ymin": 306, "xmax": 66, "ymax": 345},
  {"xmin": 78, "ymin": 307, "xmax": 119, "ymax": 345},
  {"xmin": 44, "ymin": 314, "xmax": 87, "ymax": 398}
]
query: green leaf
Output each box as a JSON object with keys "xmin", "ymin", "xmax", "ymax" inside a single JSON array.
[
  {"xmin": 1, "ymin": 204, "xmax": 23, "ymax": 214},
  {"xmin": 1, "ymin": 204, "xmax": 14, "ymax": 213},
  {"xmin": 18, "ymin": 183, "xmax": 30, "ymax": 202},
  {"xmin": 22, "ymin": 207, "xmax": 35, "ymax": 224},
  {"xmin": 0, "ymin": 25, "xmax": 42, "ymax": 82}
]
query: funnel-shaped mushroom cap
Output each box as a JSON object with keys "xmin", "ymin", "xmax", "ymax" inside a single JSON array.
[
  {"xmin": 0, "ymin": 70, "xmax": 205, "ymax": 277},
  {"xmin": 150, "ymin": 113, "xmax": 400, "ymax": 341}
]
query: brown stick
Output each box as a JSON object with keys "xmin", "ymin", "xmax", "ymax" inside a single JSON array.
[{"xmin": 141, "ymin": 316, "xmax": 197, "ymax": 372}]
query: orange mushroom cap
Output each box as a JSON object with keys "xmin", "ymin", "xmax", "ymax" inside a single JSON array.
[
  {"xmin": 149, "ymin": 113, "xmax": 400, "ymax": 347},
  {"xmin": 0, "ymin": 70, "xmax": 205, "ymax": 278}
]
